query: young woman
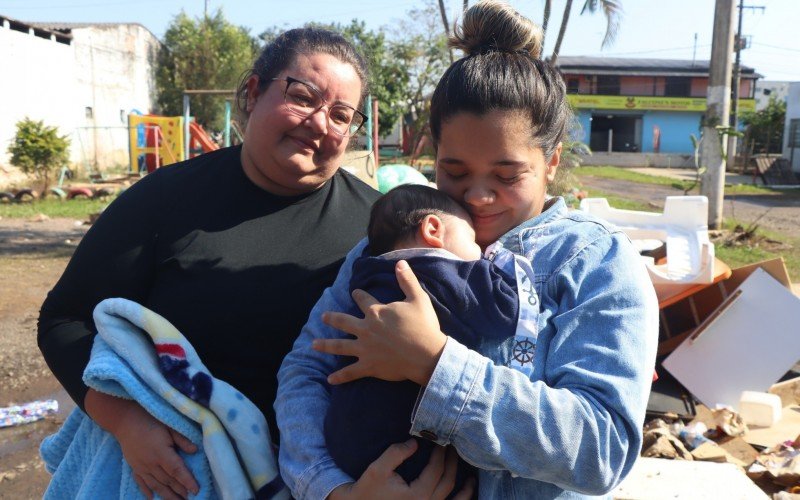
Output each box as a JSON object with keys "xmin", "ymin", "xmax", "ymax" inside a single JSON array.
[
  {"xmin": 276, "ymin": 2, "xmax": 659, "ymax": 499},
  {"xmin": 39, "ymin": 28, "xmax": 397, "ymax": 500}
]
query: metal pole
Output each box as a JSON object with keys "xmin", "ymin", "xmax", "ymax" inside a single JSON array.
[
  {"xmin": 183, "ymin": 94, "xmax": 191, "ymax": 160},
  {"xmin": 372, "ymin": 99, "xmax": 380, "ymax": 166},
  {"xmin": 701, "ymin": 0, "xmax": 736, "ymax": 229},
  {"xmin": 364, "ymin": 95, "xmax": 373, "ymax": 154},
  {"xmin": 224, "ymin": 100, "xmax": 231, "ymax": 148}
]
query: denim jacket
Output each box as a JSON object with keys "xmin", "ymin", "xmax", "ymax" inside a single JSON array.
[{"xmin": 275, "ymin": 197, "xmax": 659, "ymax": 499}]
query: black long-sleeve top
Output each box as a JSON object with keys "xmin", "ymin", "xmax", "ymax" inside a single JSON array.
[{"xmin": 38, "ymin": 145, "xmax": 379, "ymax": 439}]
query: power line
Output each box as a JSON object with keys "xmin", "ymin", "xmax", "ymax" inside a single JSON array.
[{"xmin": 752, "ymin": 42, "xmax": 800, "ymax": 52}]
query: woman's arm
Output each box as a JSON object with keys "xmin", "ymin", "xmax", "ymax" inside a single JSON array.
[
  {"xmin": 275, "ymin": 240, "xmax": 367, "ymax": 499},
  {"xmin": 276, "ymin": 241, "xmax": 467, "ymax": 500},
  {"xmin": 319, "ymin": 232, "xmax": 659, "ymax": 495},
  {"xmin": 37, "ymin": 172, "xmax": 201, "ymax": 499},
  {"xmin": 38, "ymin": 173, "xmax": 164, "ymax": 407}
]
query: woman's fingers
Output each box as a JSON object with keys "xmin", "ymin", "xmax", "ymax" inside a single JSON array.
[
  {"xmin": 133, "ymin": 473, "xmax": 154, "ymax": 500},
  {"xmin": 322, "ymin": 311, "xmax": 366, "ymax": 337},
  {"xmin": 411, "ymin": 444, "xmax": 446, "ymax": 493},
  {"xmin": 451, "ymin": 476, "xmax": 477, "ymax": 500},
  {"xmin": 159, "ymin": 447, "xmax": 199, "ymax": 497},
  {"xmin": 394, "ymin": 260, "xmax": 426, "ymax": 302},
  {"xmin": 365, "ymin": 439, "xmax": 418, "ymax": 479},
  {"xmin": 169, "ymin": 428, "xmax": 198, "ymax": 454},
  {"xmin": 151, "ymin": 465, "xmax": 188, "ymax": 499},
  {"xmin": 430, "ymin": 447, "xmax": 459, "ymax": 500},
  {"xmin": 141, "ymin": 472, "xmax": 183, "ymax": 500},
  {"xmin": 312, "ymin": 338, "xmax": 358, "ymax": 356},
  {"xmin": 351, "ymin": 288, "xmax": 380, "ymax": 312},
  {"xmin": 328, "ymin": 361, "xmax": 366, "ymax": 385}
]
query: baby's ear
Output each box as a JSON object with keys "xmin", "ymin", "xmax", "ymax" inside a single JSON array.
[{"xmin": 418, "ymin": 214, "xmax": 445, "ymax": 248}]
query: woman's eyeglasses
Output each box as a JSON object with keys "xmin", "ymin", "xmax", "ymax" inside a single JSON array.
[{"xmin": 271, "ymin": 77, "xmax": 366, "ymax": 137}]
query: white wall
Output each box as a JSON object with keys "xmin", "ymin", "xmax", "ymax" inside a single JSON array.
[
  {"xmin": 0, "ymin": 20, "xmax": 160, "ymax": 173},
  {"xmin": 782, "ymin": 82, "xmax": 800, "ymax": 173},
  {"xmin": 0, "ymin": 20, "xmax": 76, "ymax": 167},
  {"xmin": 71, "ymin": 24, "xmax": 160, "ymax": 170},
  {"xmin": 754, "ymin": 81, "xmax": 790, "ymax": 111}
]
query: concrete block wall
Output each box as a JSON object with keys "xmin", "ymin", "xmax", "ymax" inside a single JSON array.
[{"xmin": 0, "ymin": 20, "xmax": 160, "ymax": 173}]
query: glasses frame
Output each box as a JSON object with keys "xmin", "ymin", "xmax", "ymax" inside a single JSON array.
[{"xmin": 271, "ymin": 77, "xmax": 367, "ymax": 137}]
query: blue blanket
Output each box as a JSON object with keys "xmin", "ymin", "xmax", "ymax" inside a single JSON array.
[{"xmin": 41, "ymin": 298, "xmax": 289, "ymax": 499}]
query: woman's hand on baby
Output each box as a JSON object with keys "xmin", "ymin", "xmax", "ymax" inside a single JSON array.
[
  {"xmin": 316, "ymin": 260, "xmax": 447, "ymax": 386},
  {"xmin": 85, "ymin": 390, "xmax": 200, "ymax": 499},
  {"xmin": 328, "ymin": 440, "xmax": 474, "ymax": 500}
]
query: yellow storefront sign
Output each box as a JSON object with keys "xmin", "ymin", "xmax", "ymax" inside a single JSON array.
[{"xmin": 567, "ymin": 95, "xmax": 755, "ymax": 113}]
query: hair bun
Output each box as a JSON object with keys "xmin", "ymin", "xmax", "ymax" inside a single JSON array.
[{"xmin": 450, "ymin": 0, "xmax": 543, "ymax": 58}]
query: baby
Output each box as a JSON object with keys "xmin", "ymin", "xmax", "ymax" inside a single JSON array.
[{"xmin": 324, "ymin": 184, "xmax": 538, "ymax": 485}]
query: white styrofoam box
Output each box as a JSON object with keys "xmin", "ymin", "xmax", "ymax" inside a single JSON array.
[
  {"xmin": 580, "ymin": 196, "xmax": 714, "ymax": 284},
  {"xmin": 739, "ymin": 391, "xmax": 783, "ymax": 427}
]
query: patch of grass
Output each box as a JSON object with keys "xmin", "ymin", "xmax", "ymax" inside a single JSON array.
[
  {"xmin": 583, "ymin": 187, "xmax": 799, "ymax": 281},
  {"xmin": 576, "ymin": 165, "xmax": 688, "ymax": 188},
  {"xmin": 0, "ymin": 196, "xmax": 113, "ymax": 219},
  {"xmin": 715, "ymin": 219, "xmax": 800, "ymax": 281},
  {"xmin": 575, "ymin": 165, "xmax": 796, "ymax": 197},
  {"xmin": 580, "ymin": 188, "xmax": 660, "ymax": 212}
]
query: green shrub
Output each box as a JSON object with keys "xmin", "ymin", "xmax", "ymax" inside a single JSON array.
[{"xmin": 7, "ymin": 118, "xmax": 70, "ymax": 197}]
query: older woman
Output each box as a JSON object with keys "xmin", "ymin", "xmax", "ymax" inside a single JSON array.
[{"xmin": 38, "ymin": 28, "xmax": 383, "ymax": 499}]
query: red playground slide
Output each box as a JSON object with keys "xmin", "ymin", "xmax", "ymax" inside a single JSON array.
[{"xmin": 189, "ymin": 122, "xmax": 219, "ymax": 155}]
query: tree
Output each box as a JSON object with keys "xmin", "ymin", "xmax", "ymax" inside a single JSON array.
[
  {"xmin": 740, "ymin": 96, "xmax": 786, "ymax": 155},
  {"xmin": 7, "ymin": 118, "xmax": 70, "ymax": 196},
  {"xmin": 550, "ymin": 0, "xmax": 623, "ymax": 65},
  {"xmin": 156, "ymin": 9, "xmax": 258, "ymax": 132},
  {"xmin": 390, "ymin": 1, "xmax": 452, "ymax": 155},
  {"xmin": 437, "ymin": 0, "xmax": 455, "ymax": 62}
]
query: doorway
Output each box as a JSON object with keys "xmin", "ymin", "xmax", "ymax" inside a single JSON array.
[{"xmin": 590, "ymin": 114, "xmax": 642, "ymax": 152}]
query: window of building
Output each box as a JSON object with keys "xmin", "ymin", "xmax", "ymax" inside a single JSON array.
[
  {"xmin": 664, "ymin": 77, "xmax": 691, "ymax": 97},
  {"xmin": 596, "ymin": 75, "xmax": 620, "ymax": 95},
  {"xmin": 567, "ymin": 78, "xmax": 580, "ymax": 94},
  {"xmin": 85, "ymin": 106, "xmax": 93, "ymax": 119}
]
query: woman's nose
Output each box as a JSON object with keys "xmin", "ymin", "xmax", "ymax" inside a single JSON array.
[
  {"xmin": 304, "ymin": 108, "xmax": 329, "ymax": 135},
  {"xmin": 464, "ymin": 184, "xmax": 494, "ymax": 206}
]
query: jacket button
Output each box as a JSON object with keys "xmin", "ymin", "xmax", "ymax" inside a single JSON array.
[{"xmin": 419, "ymin": 430, "xmax": 438, "ymax": 441}]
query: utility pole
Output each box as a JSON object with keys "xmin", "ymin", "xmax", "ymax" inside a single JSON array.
[
  {"xmin": 701, "ymin": 0, "xmax": 736, "ymax": 229},
  {"xmin": 726, "ymin": 0, "xmax": 765, "ymax": 172}
]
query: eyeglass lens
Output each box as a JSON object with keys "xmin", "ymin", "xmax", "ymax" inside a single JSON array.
[{"xmin": 285, "ymin": 81, "xmax": 364, "ymax": 136}]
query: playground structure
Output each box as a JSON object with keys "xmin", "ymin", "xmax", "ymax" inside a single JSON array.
[{"xmin": 127, "ymin": 114, "xmax": 220, "ymax": 173}]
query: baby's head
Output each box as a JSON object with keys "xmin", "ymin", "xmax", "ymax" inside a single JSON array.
[{"xmin": 367, "ymin": 184, "xmax": 482, "ymax": 260}]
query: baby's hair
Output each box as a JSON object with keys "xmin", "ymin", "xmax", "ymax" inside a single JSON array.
[
  {"xmin": 367, "ymin": 184, "xmax": 465, "ymax": 256},
  {"xmin": 431, "ymin": 0, "xmax": 570, "ymax": 162}
]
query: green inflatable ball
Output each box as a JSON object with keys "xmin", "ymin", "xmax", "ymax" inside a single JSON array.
[{"xmin": 376, "ymin": 164, "xmax": 430, "ymax": 194}]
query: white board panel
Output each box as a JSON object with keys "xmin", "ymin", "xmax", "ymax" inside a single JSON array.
[{"xmin": 663, "ymin": 268, "xmax": 800, "ymax": 410}]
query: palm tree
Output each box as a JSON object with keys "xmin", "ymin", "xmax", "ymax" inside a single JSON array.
[
  {"xmin": 550, "ymin": 0, "xmax": 623, "ymax": 65},
  {"xmin": 542, "ymin": 0, "xmax": 552, "ymax": 39},
  {"xmin": 437, "ymin": 0, "xmax": 454, "ymax": 62}
]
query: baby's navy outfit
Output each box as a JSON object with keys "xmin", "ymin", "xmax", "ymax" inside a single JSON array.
[{"xmin": 324, "ymin": 246, "xmax": 539, "ymax": 484}]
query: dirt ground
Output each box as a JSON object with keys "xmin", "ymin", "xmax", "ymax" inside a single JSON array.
[
  {"xmin": 0, "ymin": 176, "xmax": 799, "ymax": 497},
  {"xmin": 0, "ymin": 217, "xmax": 84, "ymax": 498}
]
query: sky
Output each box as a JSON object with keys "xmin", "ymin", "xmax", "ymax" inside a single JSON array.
[{"xmin": 2, "ymin": 0, "xmax": 799, "ymax": 81}]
